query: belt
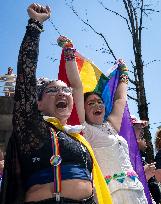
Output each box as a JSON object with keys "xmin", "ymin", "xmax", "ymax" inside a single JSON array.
[
  {"xmin": 24, "ymin": 194, "xmax": 95, "ymax": 204},
  {"xmin": 59, "ymin": 194, "xmax": 95, "ymax": 204}
]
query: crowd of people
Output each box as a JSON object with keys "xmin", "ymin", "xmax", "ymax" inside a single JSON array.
[{"xmin": 0, "ymin": 3, "xmax": 161, "ymax": 204}]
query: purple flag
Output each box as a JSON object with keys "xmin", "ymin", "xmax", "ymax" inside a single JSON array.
[{"xmin": 107, "ymin": 68, "xmax": 152, "ymax": 204}]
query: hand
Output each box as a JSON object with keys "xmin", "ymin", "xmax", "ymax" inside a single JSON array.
[
  {"xmin": 27, "ymin": 3, "xmax": 51, "ymax": 23},
  {"xmin": 57, "ymin": 36, "xmax": 73, "ymax": 48},
  {"xmin": 116, "ymin": 58, "xmax": 128, "ymax": 72},
  {"xmin": 116, "ymin": 59, "xmax": 126, "ymax": 66},
  {"xmin": 144, "ymin": 163, "xmax": 156, "ymax": 181}
]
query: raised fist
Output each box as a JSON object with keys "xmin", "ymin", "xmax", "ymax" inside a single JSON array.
[
  {"xmin": 27, "ymin": 3, "xmax": 51, "ymax": 23},
  {"xmin": 57, "ymin": 36, "xmax": 73, "ymax": 48}
]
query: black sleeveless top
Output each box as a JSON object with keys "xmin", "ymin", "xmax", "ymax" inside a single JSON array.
[{"xmin": 20, "ymin": 123, "xmax": 92, "ymax": 188}]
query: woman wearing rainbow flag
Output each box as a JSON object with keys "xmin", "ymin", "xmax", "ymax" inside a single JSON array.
[{"xmin": 58, "ymin": 36, "xmax": 148, "ymax": 204}]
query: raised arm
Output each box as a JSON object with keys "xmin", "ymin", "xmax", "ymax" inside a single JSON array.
[
  {"xmin": 65, "ymin": 55, "xmax": 85, "ymax": 124},
  {"xmin": 57, "ymin": 36, "xmax": 85, "ymax": 124},
  {"xmin": 108, "ymin": 59, "xmax": 128, "ymax": 132},
  {"xmin": 13, "ymin": 4, "xmax": 51, "ymax": 149}
]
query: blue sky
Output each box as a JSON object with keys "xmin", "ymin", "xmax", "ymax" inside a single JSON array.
[{"xmin": 0, "ymin": 0, "xmax": 161, "ymax": 149}]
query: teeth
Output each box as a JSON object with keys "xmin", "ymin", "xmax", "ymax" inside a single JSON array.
[
  {"xmin": 95, "ymin": 110, "xmax": 101, "ymax": 113},
  {"xmin": 56, "ymin": 100, "xmax": 68, "ymax": 109},
  {"xmin": 56, "ymin": 100, "xmax": 67, "ymax": 105}
]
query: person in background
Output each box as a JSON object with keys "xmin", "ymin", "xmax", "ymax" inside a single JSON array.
[
  {"xmin": 0, "ymin": 148, "xmax": 4, "ymax": 190},
  {"xmin": 0, "ymin": 3, "xmax": 111, "ymax": 204},
  {"xmin": 58, "ymin": 36, "xmax": 148, "ymax": 204},
  {"xmin": 0, "ymin": 67, "xmax": 16, "ymax": 96},
  {"xmin": 131, "ymin": 115, "xmax": 161, "ymax": 204},
  {"xmin": 155, "ymin": 127, "xmax": 161, "ymax": 182}
]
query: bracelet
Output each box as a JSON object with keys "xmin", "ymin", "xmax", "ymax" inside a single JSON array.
[
  {"xmin": 119, "ymin": 64, "xmax": 128, "ymax": 72},
  {"xmin": 119, "ymin": 73, "xmax": 129, "ymax": 84},
  {"xmin": 57, "ymin": 36, "xmax": 73, "ymax": 48},
  {"xmin": 64, "ymin": 47, "xmax": 76, "ymax": 61},
  {"xmin": 28, "ymin": 18, "xmax": 44, "ymax": 32},
  {"xmin": 28, "ymin": 23, "xmax": 44, "ymax": 32},
  {"xmin": 28, "ymin": 18, "xmax": 43, "ymax": 29},
  {"xmin": 118, "ymin": 62, "xmax": 129, "ymax": 84}
]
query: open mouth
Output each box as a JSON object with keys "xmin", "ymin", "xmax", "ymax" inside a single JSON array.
[
  {"xmin": 56, "ymin": 101, "xmax": 67, "ymax": 109},
  {"xmin": 94, "ymin": 110, "xmax": 102, "ymax": 116}
]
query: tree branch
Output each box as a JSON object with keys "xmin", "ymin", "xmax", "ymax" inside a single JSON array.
[
  {"xmin": 65, "ymin": 0, "xmax": 117, "ymax": 60},
  {"xmin": 128, "ymin": 87, "xmax": 136, "ymax": 91},
  {"xmin": 129, "ymin": 77, "xmax": 136, "ymax": 85},
  {"xmin": 127, "ymin": 94, "xmax": 138, "ymax": 101},
  {"xmin": 143, "ymin": 59, "xmax": 161, "ymax": 67},
  {"xmin": 139, "ymin": 0, "xmax": 144, "ymax": 51},
  {"xmin": 98, "ymin": 0, "xmax": 132, "ymax": 34},
  {"xmin": 48, "ymin": 19, "xmax": 61, "ymax": 35}
]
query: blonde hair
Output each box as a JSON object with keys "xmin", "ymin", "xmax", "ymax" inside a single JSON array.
[{"xmin": 155, "ymin": 128, "xmax": 161, "ymax": 151}]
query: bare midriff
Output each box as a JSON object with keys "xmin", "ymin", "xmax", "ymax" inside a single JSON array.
[{"xmin": 25, "ymin": 179, "xmax": 93, "ymax": 202}]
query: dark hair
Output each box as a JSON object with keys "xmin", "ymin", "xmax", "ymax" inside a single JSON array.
[
  {"xmin": 84, "ymin": 92, "xmax": 105, "ymax": 123},
  {"xmin": 84, "ymin": 91, "xmax": 104, "ymax": 103},
  {"xmin": 7, "ymin": 67, "xmax": 13, "ymax": 74},
  {"xmin": 155, "ymin": 128, "xmax": 161, "ymax": 151},
  {"xmin": 37, "ymin": 79, "xmax": 69, "ymax": 101},
  {"xmin": 37, "ymin": 81, "xmax": 53, "ymax": 101}
]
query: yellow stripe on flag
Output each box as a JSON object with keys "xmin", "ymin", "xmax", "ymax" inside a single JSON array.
[{"xmin": 80, "ymin": 60, "xmax": 102, "ymax": 93}]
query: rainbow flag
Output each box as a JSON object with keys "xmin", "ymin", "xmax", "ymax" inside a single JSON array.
[
  {"xmin": 58, "ymin": 50, "xmax": 152, "ymax": 204},
  {"xmin": 58, "ymin": 51, "xmax": 118, "ymax": 124}
]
